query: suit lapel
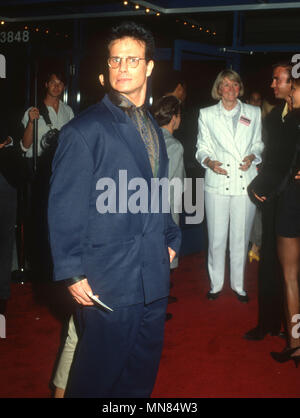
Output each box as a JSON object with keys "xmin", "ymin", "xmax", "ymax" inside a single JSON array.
[
  {"xmin": 148, "ymin": 111, "xmax": 168, "ymax": 179},
  {"xmin": 234, "ymin": 101, "xmax": 252, "ymax": 157},
  {"xmin": 102, "ymin": 95, "xmax": 153, "ymax": 183}
]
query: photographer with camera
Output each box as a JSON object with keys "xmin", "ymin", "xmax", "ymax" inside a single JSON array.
[
  {"xmin": 21, "ymin": 72, "xmax": 74, "ymax": 158},
  {"xmin": 21, "ymin": 71, "xmax": 74, "ymax": 280}
]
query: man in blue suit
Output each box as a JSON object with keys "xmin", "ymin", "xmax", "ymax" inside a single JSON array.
[{"xmin": 48, "ymin": 21, "xmax": 181, "ymax": 398}]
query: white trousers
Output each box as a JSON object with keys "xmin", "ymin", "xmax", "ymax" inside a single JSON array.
[{"xmin": 205, "ymin": 192, "xmax": 256, "ymax": 295}]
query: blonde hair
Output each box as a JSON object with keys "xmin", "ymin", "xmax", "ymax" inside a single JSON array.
[{"xmin": 211, "ymin": 69, "xmax": 244, "ymax": 100}]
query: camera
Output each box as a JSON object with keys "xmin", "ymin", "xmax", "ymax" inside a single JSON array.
[{"xmin": 40, "ymin": 128, "xmax": 59, "ymax": 151}]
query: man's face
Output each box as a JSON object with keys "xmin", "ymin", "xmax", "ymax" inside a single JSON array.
[
  {"xmin": 271, "ymin": 66, "xmax": 291, "ymax": 100},
  {"xmin": 291, "ymin": 83, "xmax": 300, "ymax": 109},
  {"xmin": 108, "ymin": 36, "xmax": 154, "ymax": 106},
  {"xmin": 177, "ymin": 83, "xmax": 187, "ymax": 103},
  {"xmin": 45, "ymin": 74, "xmax": 65, "ymax": 98}
]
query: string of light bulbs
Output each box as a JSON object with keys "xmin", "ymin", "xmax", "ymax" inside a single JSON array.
[{"xmin": 122, "ymin": 1, "xmax": 217, "ymax": 36}]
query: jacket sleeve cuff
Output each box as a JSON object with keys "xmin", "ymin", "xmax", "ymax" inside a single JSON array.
[
  {"xmin": 252, "ymin": 153, "xmax": 262, "ymax": 165},
  {"xmin": 20, "ymin": 139, "xmax": 31, "ymax": 153},
  {"xmin": 64, "ymin": 275, "xmax": 86, "ymax": 287}
]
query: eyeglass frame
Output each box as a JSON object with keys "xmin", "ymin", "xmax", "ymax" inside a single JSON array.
[{"xmin": 107, "ymin": 56, "xmax": 148, "ymax": 69}]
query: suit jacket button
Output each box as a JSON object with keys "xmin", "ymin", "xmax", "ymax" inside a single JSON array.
[
  {"xmin": 240, "ymin": 175, "xmax": 243, "ymax": 178},
  {"xmin": 227, "ymin": 176, "xmax": 230, "ymax": 178},
  {"xmin": 227, "ymin": 164, "xmax": 230, "ymax": 167},
  {"xmin": 226, "ymin": 188, "xmax": 229, "ymax": 190}
]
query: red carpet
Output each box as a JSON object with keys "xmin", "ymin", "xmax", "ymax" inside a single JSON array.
[{"xmin": 1, "ymin": 252, "xmax": 300, "ymax": 398}]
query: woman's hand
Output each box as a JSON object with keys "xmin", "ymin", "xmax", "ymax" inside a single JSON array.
[
  {"xmin": 240, "ymin": 154, "xmax": 255, "ymax": 171},
  {"xmin": 205, "ymin": 158, "xmax": 228, "ymax": 175}
]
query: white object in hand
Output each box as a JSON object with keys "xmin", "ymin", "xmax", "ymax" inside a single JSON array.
[{"xmin": 84, "ymin": 289, "xmax": 114, "ymax": 312}]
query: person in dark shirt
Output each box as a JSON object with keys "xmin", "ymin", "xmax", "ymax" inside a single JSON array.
[
  {"xmin": 244, "ymin": 62, "xmax": 292, "ymax": 341},
  {"xmin": 250, "ymin": 76, "xmax": 300, "ymax": 365}
]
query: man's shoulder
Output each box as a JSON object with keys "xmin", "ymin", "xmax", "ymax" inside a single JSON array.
[
  {"xmin": 59, "ymin": 100, "xmax": 73, "ymax": 113},
  {"xmin": 164, "ymin": 131, "xmax": 182, "ymax": 147},
  {"xmin": 266, "ymin": 102, "xmax": 285, "ymax": 120},
  {"xmin": 66, "ymin": 98, "xmax": 113, "ymax": 130}
]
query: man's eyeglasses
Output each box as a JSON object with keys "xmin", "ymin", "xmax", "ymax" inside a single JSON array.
[{"xmin": 108, "ymin": 56, "xmax": 147, "ymax": 69}]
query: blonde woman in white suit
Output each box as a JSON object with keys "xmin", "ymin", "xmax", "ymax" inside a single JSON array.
[{"xmin": 196, "ymin": 69, "xmax": 263, "ymax": 302}]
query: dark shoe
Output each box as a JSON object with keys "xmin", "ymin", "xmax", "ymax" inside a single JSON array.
[
  {"xmin": 270, "ymin": 346, "xmax": 300, "ymax": 367},
  {"xmin": 168, "ymin": 295, "xmax": 177, "ymax": 304},
  {"xmin": 244, "ymin": 327, "xmax": 286, "ymax": 341},
  {"xmin": 166, "ymin": 313, "xmax": 173, "ymax": 321},
  {"xmin": 244, "ymin": 327, "xmax": 267, "ymax": 341},
  {"xmin": 206, "ymin": 291, "xmax": 221, "ymax": 300},
  {"xmin": 233, "ymin": 291, "xmax": 249, "ymax": 303},
  {"xmin": 270, "ymin": 330, "xmax": 286, "ymax": 339}
]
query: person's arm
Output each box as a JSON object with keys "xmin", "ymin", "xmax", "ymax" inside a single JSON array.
[
  {"xmin": 22, "ymin": 107, "xmax": 39, "ymax": 150},
  {"xmin": 196, "ymin": 109, "xmax": 227, "ymax": 175},
  {"xmin": 48, "ymin": 124, "xmax": 95, "ymax": 305},
  {"xmin": 164, "ymin": 210, "xmax": 181, "ymax": 261},
  {"xmin": 166, "ymin": 140, "xmax": 183, "ymax": 182}
]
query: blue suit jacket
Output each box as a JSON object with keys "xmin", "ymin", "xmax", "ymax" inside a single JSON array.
[{"xmin": 48, "ymin": 94, "xmax": 181, "ymax": 308}]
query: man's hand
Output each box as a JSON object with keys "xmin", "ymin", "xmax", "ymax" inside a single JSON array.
[
  {"xmin": 252, "ymin": 191, "xmax": 267, "ymax": 203},
  {"xmin": 239, "ymin": 154, "xmax": 255, "ymax": 171},
  {"xmin": 0, "ymin": 137, "xmax": 12, "ymax": 149},
  {"xmin": 295, "ymin": 170, "xmax": 300, "ymax": 180},
  {"xmin": 28, "ymin": 107, "xmax": 40, "ymax": 123},
  {"xmin": 168, "ymin": 247, "xmax": 176, "ymax": 264},
  {"xmin": 68, "ymin": 278, "xmax": 99, "ymax": 306},
  {"xmin": 205, "ymin": 158, "xmax": 228, "ymax": 175}
]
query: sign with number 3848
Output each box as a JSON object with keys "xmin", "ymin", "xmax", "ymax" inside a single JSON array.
[{"xmin": 0, "ymin": 30, "xmax": 30, "ymax": 43}]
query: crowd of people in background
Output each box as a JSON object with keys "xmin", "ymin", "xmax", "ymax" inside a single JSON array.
[{"xmin": 0, "ymin": 20, "xmax": 300, "ymax": 397}]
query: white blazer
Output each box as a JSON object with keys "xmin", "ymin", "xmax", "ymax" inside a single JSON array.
[{"xmin": 196, "ymin": 99, "xmax": 263, "ymax": 195}]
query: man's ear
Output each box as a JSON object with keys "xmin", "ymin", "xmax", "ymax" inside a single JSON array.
[
  {"xmin": 146, "ymin": 60, "xmax": 154, "ymax": 78},
  {"xmin": 99, "ymin": 74, "xmax": 105, "ymax": 87}
]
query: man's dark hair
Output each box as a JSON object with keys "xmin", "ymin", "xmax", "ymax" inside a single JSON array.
[
  {"xmin": 272, "ymin": 61, "xmax": 292, "ymax": 82},
  {"xmin": 45, "ymin": 71, "xmax": 66, "ymax": 85},
  {"xmin": 151, "ymin": 95, "xmax": 181, "ymax": 127},
  {"xmin": 106, "ymin": 21, "xmax": 155, "ymax": 61}
]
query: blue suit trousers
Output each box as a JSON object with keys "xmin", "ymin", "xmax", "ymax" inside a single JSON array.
[{"xmin": 65, "ymin": 297, "xmax": 168, "ymax": 398}]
